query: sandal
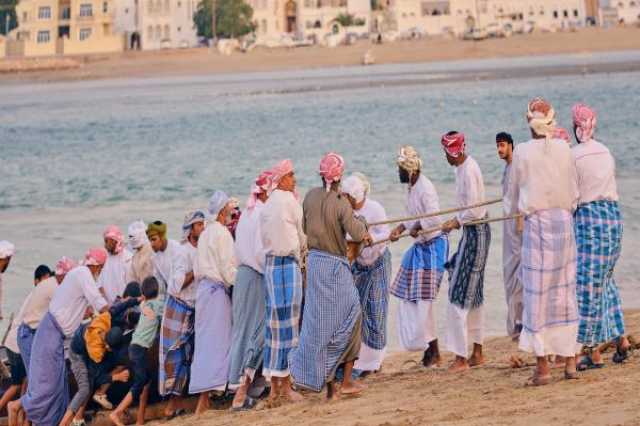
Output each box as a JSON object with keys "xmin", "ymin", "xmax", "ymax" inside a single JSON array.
[
  {"xmin": 612, "ymin": 348, "xmax": 629, "ymax": 364},
  {"xmin": 92, "ymin": 393, "xmax": 113, "ymax": 410},
  {"xmin": 231, "ymin": 396, "xmax": 257, "ymax": 412},
  {"xmin": 576, "ymin": 356, "xmax": 605, "ymax": 371},
  {"xmin": 525, "ymin": 374, "xmax": 551, "ymax": 387}
]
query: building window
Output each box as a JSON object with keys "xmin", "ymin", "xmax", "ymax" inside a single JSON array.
[
  {"xmin": 37, "ymin": 30, "xmax": 50, "ymax": 43},
  {"xmin": 573, "ymin": 9, "xmax": 578, "ymax": 16},
  {"xmin": 79, "ymin": 28, "xmax": 92, "ymax": 40},
  {"xmin": 38, "ymin": 6, "xmax": 51, "ymax": 19},
  {"xmin": 79, "ymin": 3, "xmax": 93, "ymax": 16},
  {"xmin": 125, "ymin": 7, "xmax": 129, "ymax": 13},
  {"xmin": 163, "ymin": 24, "xmax": 170, "ymax": 39},
  {"xmin": 22, "ymin": 11, "xmax": 28, "ymax": 22},
  {"xmin": 164, "ymin": 0, "xmax": 170, "ymax": 13},
  {"xmin": 553, "ymin": 10, "xmax": 558, "ymax": 18},
  {"xmin": 262, "ymin": 19, "xmax": 267, "ymax": 32},
  {"xmin": 177, "ymin": 26, "xmax": 181, "ymax": 31},
  {"xmin": 563, "ymin": 9, "xmax": 568, "ymax": 17},
  {"xmin": 539, "ymin": 7, "xmax": 544, "ymax": 15},
  {"xmin": 617, "ymin": 1, "xmax": 623, "ymax": 7},
  {"xmin": 103, "ymin": 2, "xmax": 108, "ymax": 12},
  {"xmin": 155, "ymin": 25, "xmax": 161, "ymax": 40},
  {"xmin": 177, "ymin": 1, "xmax": 182, "ymax": 6},
  {"xmin": 61, "ymin": 6, "xmax": 71, "ymax": 19}
]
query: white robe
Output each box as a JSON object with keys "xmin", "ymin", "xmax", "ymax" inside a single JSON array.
[
  {"xmin": 502, "ymin": 164, "xmax": 523, "ymax": 338},
  {"xmin": 97, "ymin": 250, "xmax": 132, "ymax": 304}
]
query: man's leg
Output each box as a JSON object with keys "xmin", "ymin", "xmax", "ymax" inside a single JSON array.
[
  {"xmin": 0, "ymin": 384, "xmax": 19, "ymax": 411},
  {"xmin": 136, "ymin": 385, "xmax": 149, "ymax": 425},
  {"xmin": 109, "ymin": 392, "xmax": 133, "ymax": 426},
  {"xmin": 232, "ymin": 374, "xmax": 251, "ymax": 409},
  {"xmin": 7, "ymin": 400, "xmax": 22, "ymax": 426},
  {"xmin": 341, "ymin": 361, "xmax": 365, "ymax": 395},
  {"xmin": 194, "ymin": 393, "xmax": 209, "ymax": 415},
  {"xmin": 279, "ymin": 375, "xmax": 303, "ymax": 402},
  {"xmin": 446, "ymin": 303, "xmax": 470, "ymax": 373},
  {"xmin": 423, "ymin": 339, "xmax": 441, "ymax": 368},
  {"xmin": 529, "ymin": 356, "xmax": 551, "ymax": 386},
  {"xmin": 467, "ymin": 306, "xmax": 485, "ymax": 367}
]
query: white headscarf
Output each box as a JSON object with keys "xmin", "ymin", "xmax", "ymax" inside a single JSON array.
[
  {"xmin": 128, "ymin": 220, "xmax": 148, "ymax": 249},
  {"xmin": 208, "ymin": 190, "xmax": 230, "ymax": 217},
  {"xmin": 352, "ymin": 172, "xmax": 371, "ymax": 198},
  {"xmin": 527, "ymin": 97, "xmax": 557, "ymax": 139},
  {"xmin": 342, "ymin": 175, "xmax": 366, "ymax": 204},
  {"xmin": 0, "ymin": 241, "xmax": 15, "ymax": 259},
  {"xmin": 397, "ymin": 145, "xmax": 422, "ymax": 173}
]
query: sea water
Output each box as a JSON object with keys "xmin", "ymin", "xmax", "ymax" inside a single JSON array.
[{"xmin": 1, "ymin": 51, "xmax": 639, "ymax": 348}]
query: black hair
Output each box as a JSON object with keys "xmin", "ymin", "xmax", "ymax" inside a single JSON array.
[
  {"xmin": 123, "ymin": 281, "xmax": 142, "ymax": 298},
  {"xmin": 34, "ymin": 265, "xmax": 53, "ymax": 281},
  {"xmin": 446, "ymin": 130, "xmax": 459, "ymax": 136},
  {"xmin": 126, "ymin": 309, "xmax": 141, "ymax": 329},
  {"xmin": 106, "ymin": 327, "xmax": 124, "ymax": 348},
  {"xmin": 496, "ymin": 132, "xmax": 514, "ymax": 145},
  {"xmin": 141, "ymin": 276, "xmax": 159, "ymax": 300}
]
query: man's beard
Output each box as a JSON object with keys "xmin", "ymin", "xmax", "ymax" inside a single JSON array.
[{"xmin": 1, "ymin": 264, "xmax": 7, "ymax": 274}]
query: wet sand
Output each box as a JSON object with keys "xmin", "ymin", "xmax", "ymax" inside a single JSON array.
[{"xmin": 1, "ymin": 26, "xmax": 640, "ymax": 85}]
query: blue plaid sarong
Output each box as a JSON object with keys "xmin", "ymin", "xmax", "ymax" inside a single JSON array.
[
  {"xmin": 446, "ymin": 222, "xmax": 491, "ymax": 309},
  {"xmin": 391, "ymin": 235, "xmax": 448, "ymax": 302},
  {"xmin": 575, "ymin": 200, "xmax": 625, "ymax": 346},
  {"xmin": 290, "ymin": 250, "xmax": 361, "ymax": 392},
  {"xmin": 263, "ymin": 255, "xmax": 303, "ymax": 377},
  {"xmin": 159, "ymin": 294, "xmax": 195, "ymax": 396},
  {"xmin": 353, "ymin": 249, "xmax": 392, "ymax": 351},
  {"xmin": 521, "ymin": 209, "xmax": 578, "ymax": 334}
]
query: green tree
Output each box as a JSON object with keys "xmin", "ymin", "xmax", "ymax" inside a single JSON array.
[
  {"xmin": 0, "ymin": 0, "xmax": 18, "ymax": 36},
  {"xmin": 334, "ymin": 12, "xmax": 355, "ymax": 27},
  {"xmin": 194, "ymin": 0, "xmax": 256, "ymax": 39}
]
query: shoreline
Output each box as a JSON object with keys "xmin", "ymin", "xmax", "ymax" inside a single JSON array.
[{"xmin": 1, "ymin": 27, "xmax": 640, "ymax": 85}]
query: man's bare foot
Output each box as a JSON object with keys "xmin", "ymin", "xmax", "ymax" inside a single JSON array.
[
  {"xmin": 8, "ymin": 400, "xmax": 21, "ymax": 426},
  {"xmin": 194, "ymin": 393, "xmax": 210, "ymax": 416},
  {"xmin": 109, "ymin": 412, "xmax": 125, "ymax": 426},
  {"xmin": 163, "ymin": 398, "xmax": 176, "ymax": 418},
  {"xmin": 448, "ymin": 358, "xmax": 470, "ymax": 373},
  {"xmin": 340, "ymin": 380, "xmax": 365, "ymax": 395},
  {"xmin": 509, "ymin": 354, "xmax": 526, "ymax": 368},
  {"xmin": 469, "ymin": 354, "xmax": 486, "ymax": 367}
]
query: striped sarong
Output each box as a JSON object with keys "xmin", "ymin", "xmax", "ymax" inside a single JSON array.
[
  {"xmin": 353, "ymin": 249, "xmax": 391, "ymax": 351},
  {"xmin": 159, "ymin": 294, "xmax": 195, "ymax": 397},
  {"xmin": 17, "ymin": 323, "xmax": 37, "ymax": 375},
  {"xmin": 263, "ymin": 255, "xmax": 303, "ymax": 378},
  {"xmin": 21, "ymin": 312, "xmax": 68, "ymax": 426},
  {"xmin": 290, "ymin": 250, "xmax": 361, "ymax": 392},
  {"xmin": 228, "ymin": 266, "xmax": 266, "ymax": 386},
  {"xmin": 521, "ymin": 209, "xmax": 578, "ymax": 334},
  {"xmin": 189, "ymin": 279, "xmax": 232, "ymax": 394},
  {"xmin": 575, "ymin": 200, "xmax": 624, "ymax": 346},
  {"xmin": 391, "ymin": 235, "xmax": 448, "ymax": 302},
  {"xmin": 446, "ymin": 222, "xmax": 491, "ymax": 309}
]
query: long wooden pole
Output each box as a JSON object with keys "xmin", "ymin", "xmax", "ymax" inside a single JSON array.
[
  {"xmin": 369, "ymin": 198, "xmax": 503, "ymax": 227},
  {"xmin": 369, "ymin": 214, "xmax": 523, "ymax": 246}
]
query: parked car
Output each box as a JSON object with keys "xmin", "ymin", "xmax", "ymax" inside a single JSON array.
[{"xmin": 463, "ymin": 28, "xmax": 487, "ymax": 40}]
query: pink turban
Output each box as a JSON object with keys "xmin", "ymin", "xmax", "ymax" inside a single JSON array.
[
  {"xmin": 319, "ymin": 152, "xmax": 345, "ymax": 191},
  {"xmin": 246, "ymin": 170, "xmax": 274, "ymax": 211},
  {"xmin": 553, "ymin": 127, "xmax": 571, "ymax": 144},
  {"xmin": 572, "ymin": 103, "xmax": 597, "ymax": 143},
  {"xmin": 104, "ymin": 225, "xmax": 124, "ymax": 254},
  {"xmin": 441, "ymin": 132, "xmax": 466, "ymax": 158},
  {"xmin": 270, "ymin": 159, "xmax": 294, "ymax": 188},
  {"xmin": 55, "ymin": 256, "xmax": 77, "ymax": 276},
  {"xmin": 83, "ymin": 248, "xmax": 108, "ymax": 267}
]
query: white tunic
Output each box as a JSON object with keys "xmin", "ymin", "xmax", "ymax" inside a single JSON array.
[
  {"xmin": 179, "ymin": 241, "xmax": 198, "ymax": 305},
  {"xmin": 354, "ymin": 199, "xmax": 390, "ymax": 266},
  {"xmin": 502, "ymin": 164, "xmax": 523, "ymax": 337},
  {"xmin": 97, "ymin": 250, "xmax": 133, "ymax": 304},
  {"xmin": 572, "ymin": 139, "xmax": 619, "ymax": 204},
  {"xmin": 49, "ymin": 266, "xmax": 108, "ymax": 337},
  {"xmin": 505, "ymin": 139, "xmax": 579, "ymax": 215},
  {"xmin": 152, "ymin": 239, "xmax": 188, "ymax": 299},
  {"xmin": 235, "ymin": 201, "xmax": 267, "ymax": 273},
  {"xmin": 454, "ymin": 156, "xmax": 487, "ymax": 223},
  {"xmin": 260, "ymin": 189, "xmax": 306, "ymax": 260},
  {"xmin": 21, "ymin": 276, "xmax": 58, "ymax": 329},
  {"xmin": 403, "ymin": 174, "xmax": 443, "ymax": 243},
  {"xmin": 196, "ymin": 221, "xmax": 237, "ymax": 287}
]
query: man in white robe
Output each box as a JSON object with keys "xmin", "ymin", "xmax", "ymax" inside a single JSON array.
[
  {"xmin": 496, "ymin": 132, "xmax": 524, "ymax": 340},
  {"xmin": 0, "ymin": 240, "xmax": 15, "ymax": 320},
  {"xmin": 505, "ymin": 97, "xmax": 579, "ymax": 385},
  {"xmin": 127, "ymin": 220, "xmax": 154, "ymax": 284},
  {"xmin": 97, "ymin": 225, "xmax": 132, "ymax": 304}
]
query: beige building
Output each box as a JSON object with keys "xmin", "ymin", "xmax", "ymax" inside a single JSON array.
[
  {"xmin": 612, "ymin": 0, "xmax": 640, "ymax": 23},
  {"xmin": 249, "ymin": 0, "xmax": 371, "ymax": 45},
  {"xmin": 14, "ymin": 0, "xmax": 123, "ymax": 57}
]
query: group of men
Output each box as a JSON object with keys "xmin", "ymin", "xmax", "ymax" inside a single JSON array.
[{"xmin": 0, "ymin": 97, "xmax": 628, "ymax": 425}]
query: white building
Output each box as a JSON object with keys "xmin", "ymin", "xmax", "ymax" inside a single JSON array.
[
  {"xmin": 389, "ymin": 0, "xmax": 587, "ymax": 37},
  {"xmin": 113, "ymin": 0, "xmax": 198, "ymax": 49},
  {"xmin": 611, "ymin": 0, "xmax": 640, "ymax": 23}
]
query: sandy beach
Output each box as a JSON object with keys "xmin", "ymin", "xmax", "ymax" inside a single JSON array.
[
  {"xmin": 1, "ymin": 26, "xmax": 640, "ymax": 84},
  {"xmin": 145, "ymin": 310, "xmax": 640, "ymax": 426}
]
